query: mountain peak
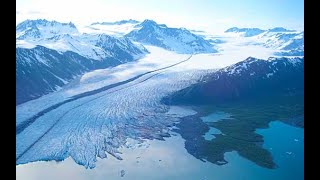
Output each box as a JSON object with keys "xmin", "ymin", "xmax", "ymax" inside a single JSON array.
[
  {"xmin": 17, "ymin": 19, "xmax": 78, "ymax": 30},
  {"xmin": 91, "ymin": 19, "xmax": 140, "ymax": 26},
  {"xmin": 225, "ymin": 27, "xmax": 240, "ymax": 32},
  {"xmin": 16, "ymin": 19, "xmax": 45, "ymax": 30},
  {"xmin": 138, "ymin": 19, "xmax": 169, "ymax": 29},
  {"xmin": 68, "ymin": 22, "xmax": 77, "ymax": 28},
  {"xmin": 116, "ymin": 19, "xmax": 139, "ymax": 25},
  {"xmin": 126, "ymin": 20, "xmax": 216, "ymax": 54},
  {"xmin": 225, "ymin": 27, "xmax": 264, "ymax": 33},
  {"xmin": 16, "ymin": 19, "xmax": 79, "ymax": 40},
  {"xmin": 225, "ymin": 27, "xmax": 265, "ymax": 37},
  {"xmin": 140, "ymin": 19, "xmax": 159, "ymax": 26},
  {"xmin": 226, "ymin": 26, "xmax": 296, "ymax": 34},
  {"xmin": 268, "ymin": 27, "xmax": 294, "ymax": 32}
]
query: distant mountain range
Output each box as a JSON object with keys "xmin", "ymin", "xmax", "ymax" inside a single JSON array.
[
  {"xmin": 225, "ymin": 27, "xmax": 266, "ymax": 37},
  {"xmin": 126, "ymin": 19, "xmax": 217, "ymax": 54},
  {"xmin": 91, "ymin": 19, "xmax": 140, "ymax": 26},
  {"xmin": 16, "ymin": 19, "xmax": 147, "ymax": 60},
  {"xmin": 225, "ymin": 27, "xmax": 304, "ymax": 56},
  {"xmin": 225, "ymin": 27, "xmax": 295, "ymax": 37},
  {"xmin": 86, "ymin": 19, "xmax": 217, "ymax": 54},
  {"xmin": 16, "ymin": 19, "xmax": 79, "ymax": 40}
]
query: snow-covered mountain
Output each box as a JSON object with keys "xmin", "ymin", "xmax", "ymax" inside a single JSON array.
[
  {"xmin": 225, "ymin": 27, "xmax": 304, "ymax": 56},
  {"xmin": 16, "ymin": 19, "xmax": 149, "ymax": 105},
  {"xmin": 91, "ymin": 19, "xmax": 140, "ymax": 26},
  {"xmin": 225, "ymin": 27, "xmax": 266, "ymax": 37},
  {"xmin": 16, "ymin": 19, "xmax": 148, "ymax": 60},
  {"xmin": 225, "ymin": 27, "xmax": 297, "ymax": 37},
  {"xmin": 84, "ymin": 19, "xmax": 217, "ymax": 54},
  {"xmin": 261, "ymin": 31, "xmax": 304, "ymax": 56},
  {"xmin": 16, "ymin": 19, "xmax": 79, "ymax": 40},
  {"xmin": 167, "ymin": 56, "xmax": 304, "ymax": 104},
  {"xmin": 16, "ymin": 46, "xmax": 124, "ymax": 105},
  {"xmin": 126, "ymin": 19, "xmax": 217, "ymax": 54},
  {"xmin": 267, "ymin": 27, "xmax": 295, "ymax": 33}
]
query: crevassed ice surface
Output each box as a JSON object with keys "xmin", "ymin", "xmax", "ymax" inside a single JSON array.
[
  {"xmin": 16, "ymin": 36, "xmax": 276, "ymax": 169},
  {"xmin": 16, "ymin": 46, "xmax": 207, "ymax": 168},
  {"xmin": 17, "ymin": 72, "xmax": 202, "ymax": 168}
]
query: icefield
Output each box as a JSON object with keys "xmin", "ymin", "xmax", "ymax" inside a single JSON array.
[{"xmin": 16, "ymin": 35, "xmax": 277, "ymax": 168}]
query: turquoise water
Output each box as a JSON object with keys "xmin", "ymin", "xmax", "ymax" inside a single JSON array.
[
  {"xmin": 199, "ymin": 112, "xmax": 304, "ymax": 180},
  {"xmin": 203, "ymin": 127, "xmax": 222, "ymax": 140},
  {"xmin": 204, "ymin": 111, "xmax": 304, "ymax": 179},
  {"xmin": 255, "ymin": 121, "xmax": 304, "ymax": 180},
  {"xmin": 201, "ymin": 111, "xmax": 228, "ymax": 140},
  {"xmin": 201, "ymin": 111, "xmax": 233, "ymax": 123}
]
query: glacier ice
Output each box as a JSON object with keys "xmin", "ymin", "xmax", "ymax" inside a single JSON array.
[{"xmin": 16, "ymin": 53, "xmax": 206, "ymax": 168}]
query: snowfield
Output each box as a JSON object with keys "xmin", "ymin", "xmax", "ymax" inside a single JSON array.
[{"xmin": 16, "ymin": 31, "xmax": 291, "ymax": 168}]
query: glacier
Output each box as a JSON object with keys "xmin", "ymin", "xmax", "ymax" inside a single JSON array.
[{"xmin": 16, "ymin": 46, "xmax": 208, "ymax": 168}]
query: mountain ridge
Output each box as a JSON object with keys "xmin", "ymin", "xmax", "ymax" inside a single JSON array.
[{"xmin": 126, "ymin": 19, "xmax": 217, "ymax": 54}]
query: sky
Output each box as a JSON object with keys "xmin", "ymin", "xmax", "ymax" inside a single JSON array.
[{"xmin": 16, "ymin": 0, "xmax": 304, "ymax": 33}]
